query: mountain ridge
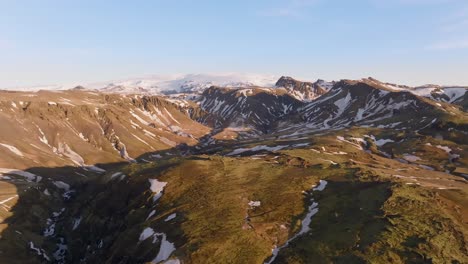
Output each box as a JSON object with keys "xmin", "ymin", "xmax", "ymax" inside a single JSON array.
[
  {"xmin": 4, "ymin": 74, "xmax": 467, "ymax": 102},
  {"xmin": 0, "ymin": 74, "xmax": 467, "ymax": 264}
]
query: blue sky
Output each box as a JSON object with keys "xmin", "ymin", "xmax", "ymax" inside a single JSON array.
[{"xmin": 1, "ymin": 0, "xmax": 467, "ymax": 87}]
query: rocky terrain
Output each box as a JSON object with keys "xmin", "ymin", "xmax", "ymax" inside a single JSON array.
[{"xmin": 0, "ymin": 76, "xmax": 467, "ymax": 264}]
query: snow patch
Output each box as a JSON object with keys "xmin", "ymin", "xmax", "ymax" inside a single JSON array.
[
  {"xmin": 312, "ymin": 180, "xmax": 328, "ymax": 191},
  {"xmin": 0, "ymin": 143, "xmax": 24, "ymax": 157},
  {"xmin": 0, "ymin": 168, "xmax": 39, "ymax": 182},
  {"xmin": 53, "ymin": 181, "xmax": 70, "ymax": 191},
  {"xmin": 29, "ymin": 242, "xmax": 50, "ymax": 261},
  {"xmin": 336, "ymin": 136, "xmax": 363, "ymax": 150},
  {"xmin": 84, "ymin": 165, "xmax": 106, "ymax": 173},
  {"xmin": 227, "ymin": 145, "xmax": 288, "ymax": 156},
  {"xmin": 36, "ymin": 125, "xmax": 50, "ymax": 146},
  {"xmin": 72, "ymin": 217, "xmax": 82, "ymax": 230},
  {"xmin": 110, "ymin": 172, "xmax": 125, "ymax": 180},
  {"xmin": 265, "ymin": 180, "xmax": 327, "ymax": 264},
  {"xmin": 146, "ymin": 210, "xmax": 156, "ymax": 220},
  {"xmin": 43, "ymin": 208, "xmax": 65, "ymax": 237},
  {"xmin": 139, "ymin": 227, "xmax": 177, "ymax": 263},
  {"xmin": 53, "ymin": 238, "xmax": 68, "ymax": 263},
  {"xmin": 0, "ymin": 195, "xmax": 18, "ymax": 206},
  {"xmin": 419, "ymin": 165, "xmax": 435, "ymax": 171},
  {"xmin": 139, "ymin": 227, "xmax": 156, "ymax": 241},
  {"xmin": 164, "ymin": 213, "xmax": 177, "ymax": 222},
  {"xmin": 164, "ymin": 108, "xmax": 180, "ymax": 124},
  {"xmin": 436, "ymin": 145, "xmax": 452, "ymax": 153},
  {"xmin": 56, "ymin": 143, "xmax": 84, "ymax": 166},
  {"xmin": 403, "ymin": 154, "xmax": 421, "ymax": 162},
  {"xmin": 152, "ymin": 233, "xmax": 176, "ymax": 263},
  {"xmin": 149, "ymin": 179, "xmax": 167, "ymax": 202},
  {"xmin": 248, "ymin": 201, "xmax": 261, "ymax": 208},
  {"xmin": 333, "ymin": 92, "xmax": 352, "ymax": 118},
  {"xmin": 366, "ymin": 135, "xmax": 394, "ymax": 147},
  {"xmin": 374, "ymin": 138, "xmax": 394, "ymax": 147}
]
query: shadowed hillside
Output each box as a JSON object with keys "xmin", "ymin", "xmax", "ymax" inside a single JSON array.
[{"xmin": 1, "ymin": 125, "xmax": 467, "ymax": 263}]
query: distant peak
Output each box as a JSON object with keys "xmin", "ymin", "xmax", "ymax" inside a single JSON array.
[
  {"xmin": 277, "ymin": 76, "xmax": 295, "ymax": 81},
  {"xmin": 275, "ymin": 76, "xmax": 306, "ymax": 87},
  {"xmin": 71, "ymin": 85, "xmax": 86, "ymax": 90}
]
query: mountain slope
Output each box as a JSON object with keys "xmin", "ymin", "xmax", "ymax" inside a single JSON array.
[
  {"xmin": 275, "ymin": 76, "xmax": 333, "ymax": 101},
  {"xmin": 0, "ymin": 90, "xmax": 210, "ymax": 171},
  {"xmin": 276, "ymin": 79, "xmax": 467, "ymax": 136},
  {"xmin": 0, "ymin": 76, "xmax": 467, "ymax": 264},
  {"xmin": 196, "ymin": 86, "xmax": 304, "ymax": 138},
  {"xmin": 1, "ymin": 127, "xmax": 466, "ymax": 264},
  {"xmin": 453, "ymin": 90, "xmax": 468, "ymax": 111}
]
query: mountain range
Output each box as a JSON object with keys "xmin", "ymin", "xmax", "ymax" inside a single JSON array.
[{"xmin": 0, "ymin": 74, "xmax": 467, "ymax": 264}]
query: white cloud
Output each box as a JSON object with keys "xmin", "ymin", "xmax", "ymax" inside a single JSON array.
[
  {"xmin": 426, "ymin": 39, "xmax": 468, "ymax": 50},
  {"xmin": 439, "ymin": 7, "xmax": 468, "ymax": 32},
  {"xmin": 412, "ymin": 2, "xmax": 468, "ymax": 51}
]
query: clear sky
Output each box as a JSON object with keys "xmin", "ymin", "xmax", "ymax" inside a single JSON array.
[{"xmin": 1, "ymin": 0, "xmax": 467, "ymax": 87}]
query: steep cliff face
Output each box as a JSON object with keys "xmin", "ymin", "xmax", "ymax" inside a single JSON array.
[
  {"xmin": 275, "ymin": 76, "xmax": 333, "ymax": 101},
  {"xmin": 0, "ymin": 90, "xmax": 211, "ymax": 170},
  {"xmin": 196, "ymin": 86, "xmax": 303, "ymax": 137}
]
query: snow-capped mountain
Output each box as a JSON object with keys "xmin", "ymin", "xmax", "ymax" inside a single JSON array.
[
  {"xmin": 365, "ymin": 78, "xmax": 468, "ymax": 104},
  {"xmin": 0, "ymin": 75, "xmax": 467, "ymax": 264},
  {"xmin": 193, "ymin": 77, "xmax": 467, "ymax": 137},
  {"xmin": 196, "ymin": 86, "xmax": 304, "ymax": 137},
  {"xmin": 93, "ymin": 73, "xmax": 279, "ymax": 95},
  {"xmin": 2, "ymin": 73, "xmax": 279, "ymax": 94},
  {"xmin": 289, "ymin": 79, "xmax": 443, "ymax": 131},
  {"xmin": 275, "ymin": 76, "xmax": 334, "ymax": 101},
  {"xmin": 93, "ymin": 74, "xmax": 336, "ymax": 101},
  {"xmin": 5, "ymin": 74, "xmax": 465, "ymax": 106}
]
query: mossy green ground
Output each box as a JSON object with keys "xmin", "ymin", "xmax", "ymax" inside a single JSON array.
[
  {"xmin": 72, "ymin": 148, "xmax": 467, "ymax": 263},
  {"xmin": 0, "ymin": 127, "xmax": 466, "ymax": 264}
]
